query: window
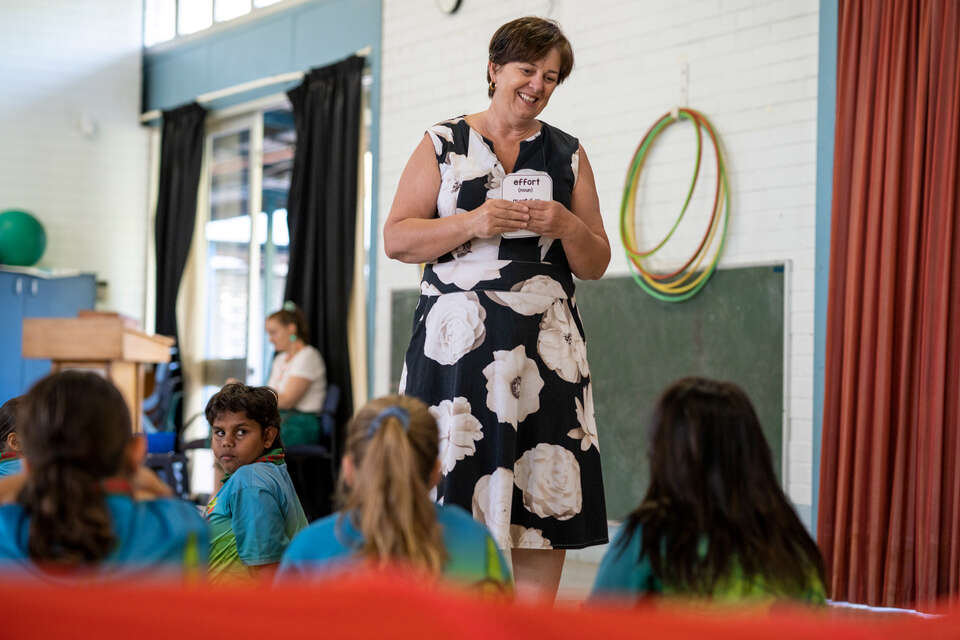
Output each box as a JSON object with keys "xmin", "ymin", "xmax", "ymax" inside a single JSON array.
[
  {"xmin": 143, "ymin": 0, "xmax": 294, "ymax": 47},
  {"xmin": 202, "ymin": 104, "xmax": 296, "ymax": 396}
]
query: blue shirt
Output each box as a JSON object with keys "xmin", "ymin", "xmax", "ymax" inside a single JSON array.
[
  {"xmin": 0, "ymin": 493, "xmax": 208, "ymax": 581},
  {"xmin": 277, "ymin": 503, "xmax": 511, "ymax": 590},
  {"xmin": 0, "ymin": 457, "xmax": 23, "ymax": 477},
  {"xmin": 205, "ymin": 461, "xmax": 307, "ymax": 583}
]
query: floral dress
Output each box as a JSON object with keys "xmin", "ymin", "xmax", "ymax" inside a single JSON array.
[{"xmin": 398, "ymin": 116, "xmax": 608, "ymax": 550}]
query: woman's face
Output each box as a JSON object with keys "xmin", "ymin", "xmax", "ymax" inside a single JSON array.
[
  {"xmin": 265, "ymin": 317, "xmax": 295, "ymax": 352},
  {"xmin": 489, "ymin": 48, "xmax": 563, "ymax": 121}
]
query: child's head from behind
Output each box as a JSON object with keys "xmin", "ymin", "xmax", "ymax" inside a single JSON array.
[
  {"xmin": 339, "ymin": 394, "xmax": 445, "ymax": 573},
  {"xmin": 18, "ymin": 371, "xmax": 136, "ymax": 566},
  {"xmin": 206, "ymin": 383, "xmax": 282, "ymax": 475},
  {"xmin": 648, "ymin": 376, "xmax": 778, "ymax": 516},
  {"xmin": 0, "ymin": 396, "xmax": 23, "ymax": 453},
  {"xmin": 633, "ymin": 376, "xmax": 823, "ymax": 595},
  {"xmin": 343, "ymin": 394, "xmax": 439, "ymax": 489}
]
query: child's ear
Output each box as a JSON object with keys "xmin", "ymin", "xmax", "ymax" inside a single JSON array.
[
  {"xmin": 124, "ymin": 435, "xmax": 147, "ymax": 473},
  {"xmin": 263, "ymin": 425, "xmax": 278, "ymax": 449},
  {"xmin": 5, "ymin": 432, "xmax": 20, "ymax": 453}
]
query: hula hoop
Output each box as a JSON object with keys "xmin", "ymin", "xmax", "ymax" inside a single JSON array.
[{"xmin": 619, "ymin": 107, "xmax": 730, "ymax": 302}]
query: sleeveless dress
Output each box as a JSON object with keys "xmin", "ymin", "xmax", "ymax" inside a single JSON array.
[{"xmin": 399, "ymin": 116, "xmax": 608, "ymax": 550}]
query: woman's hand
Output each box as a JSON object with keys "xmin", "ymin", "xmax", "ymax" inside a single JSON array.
[
  {"xmin": 525, "ymin": 200, "xmax": 582, "ymax": 239},
  {"xmin": 467, "ymin": 199, "xmax": 531, "ymax": 238}
]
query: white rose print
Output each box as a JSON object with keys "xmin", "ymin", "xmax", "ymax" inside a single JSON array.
[{"xmin": 482, "ymin": 346, "xmax": 544, "ymax": 428}]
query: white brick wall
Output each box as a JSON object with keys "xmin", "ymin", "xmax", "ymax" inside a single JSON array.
[
  {"xmin": 377, "ymin": 0, "xmax": 819, "ymax": 509},
  {"xmin": 0, "ymin": 0, "xmax": 149, "ymax": 321}
]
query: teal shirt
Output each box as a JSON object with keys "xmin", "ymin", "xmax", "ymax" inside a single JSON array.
[
  {"xmin": 277, "ymin": 503, "xmax": 512, "ymax": 591},
  {"xmin": 0, "ymin": 493, "xmax": 208, "ymax": 581},
  {"xmin": 0, "ymin": 457, "xmax": 23, "ymax": 477},
  {"xmin": 591, "ymin": 524, "xmax": 826, "ymax": 605},
  {"xmin": 205, "ymin": 461, "xmax": 307, "ymax": 582}
]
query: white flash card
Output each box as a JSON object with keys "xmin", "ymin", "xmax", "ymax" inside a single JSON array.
[{"xmin": 500, "ymin": 171, "xmax": 552, "ymax": 239}]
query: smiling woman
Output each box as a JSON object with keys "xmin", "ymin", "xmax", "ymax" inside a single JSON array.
[{"xmin": 383, "ymin": 16, "xmax": 611, "ymax": 601}]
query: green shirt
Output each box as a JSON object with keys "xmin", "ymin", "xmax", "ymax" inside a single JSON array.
[
  {"xmin": 591, "ymin": 524, "xmax": 826, "ymax": 606},
  {"xmin": 204, "ymin": 460, "xmax": 307, "ymax": 583}
]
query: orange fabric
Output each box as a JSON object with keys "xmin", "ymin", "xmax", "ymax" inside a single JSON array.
[
  {"xmin": 820, "ymin": 0, "xmax": 960, "ymax": 610},
  {"xmin": 0, "ymin": 571, "xmax": 956, "ymax": 639}
]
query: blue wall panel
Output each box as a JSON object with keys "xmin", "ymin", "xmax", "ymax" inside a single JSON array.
[{"xmin": 813, "ymin": 0, "xmax": 838, "ymax": 538}]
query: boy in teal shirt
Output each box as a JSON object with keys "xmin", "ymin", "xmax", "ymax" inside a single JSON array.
[
  {"xmin": 204, "ymin": 383, "xmax": 307, "ymax": 583},
  {"xmin": 0, "ymin": 397, "xmax": 24, "ymax": 477}
]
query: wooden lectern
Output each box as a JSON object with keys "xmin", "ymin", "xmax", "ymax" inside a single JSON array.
[{"xmin": 22, "ymin": 311, "xmax": 174, "ymax": 432}]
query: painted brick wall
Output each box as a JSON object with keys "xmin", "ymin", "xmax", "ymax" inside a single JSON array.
[
  {"xmin": 0, "ymin": 0, "xmax": 149, "ymax": 321},
  {"xmin": 377, "ymin": 0, "xmax": 820, "ymax": 513}
]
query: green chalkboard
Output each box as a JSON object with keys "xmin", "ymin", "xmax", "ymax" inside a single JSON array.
[{"xmin": 390, "ymin": 265, "xmax": 784, "ymax": 520}]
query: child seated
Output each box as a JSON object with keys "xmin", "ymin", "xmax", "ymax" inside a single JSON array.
[
  {"xmin": 204, "ymin": 383, "xmax": 307, "ymax": 583},
  {"xmin": 0, "ymin": 397, "xmax": 23, "ymax": 477},
  {"xmin": 277, "ymin": 395, "xmax": 511, "ymax": 592},
  {"xmin": 591, "ymin": 377, "xmax": 826, "ymax": 606},
  {"xmin": 0, "ymin": 371, "xmax": 207, "ymax": 580}
]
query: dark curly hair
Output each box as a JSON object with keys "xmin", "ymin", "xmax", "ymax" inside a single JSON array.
[
  {"xmin": 487, "ymin": 16, "xmax": 574, "ymax": 98},
  {"xmin": 205, "ymin": 383, "xmax": 283, "ymax": 450}
]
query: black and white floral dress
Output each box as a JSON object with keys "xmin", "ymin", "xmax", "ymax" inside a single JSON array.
[{"xmin": 399, "ymin": 116, "xmax": 607, "ymax": 550}]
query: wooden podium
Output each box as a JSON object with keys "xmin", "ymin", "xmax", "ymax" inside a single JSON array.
[{"xmin": 22, "ymin": 312, "xmax": 174, "ymax": 432}]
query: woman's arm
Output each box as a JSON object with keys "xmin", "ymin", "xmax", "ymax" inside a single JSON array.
[
  {"xmin": 383, "ymin": 134, "xmax": 531, "ymax": 264},
  {"xmin": 525, "ymin": 145, "xmax": 610, "ymax": 280},
  {"xmin": 276, "ymin": 376, "xmax": 311, "ymax": 410}
]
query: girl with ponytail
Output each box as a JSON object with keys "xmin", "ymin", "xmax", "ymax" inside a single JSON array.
[
  {"xmin": 0, "ymin": 371, "xmax": 208, "ymax": 579},
  {"xmin": 278, "ymin": 395, "xmax": 511, "ymax": 591}
]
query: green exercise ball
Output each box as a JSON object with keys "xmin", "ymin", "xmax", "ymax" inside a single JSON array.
[{"xmin": 0, "ymin": 209, "xmax": 46, "ymax": 266}]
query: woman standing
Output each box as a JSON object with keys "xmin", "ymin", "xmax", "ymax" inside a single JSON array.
[{"xmin": 384, "ymin": 17, "xmax": 609, "ymax": 599}]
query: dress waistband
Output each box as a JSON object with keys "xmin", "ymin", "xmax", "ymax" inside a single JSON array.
[{"xmin": 421, "ymin": 261, "xmax": 576, "ymax": 298}]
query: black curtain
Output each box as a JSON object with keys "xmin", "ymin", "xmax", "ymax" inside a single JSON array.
[
  {"xmin": 154, "ymin": 102, "xmax": 206, "ymax": 434},
  {"xmin": 284, "ymin": 56, "xmax": 363, "ymax": 437}
]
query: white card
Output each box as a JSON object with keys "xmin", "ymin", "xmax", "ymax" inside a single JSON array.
[{"xmin": 500, "ymin": 171, "xmax": 552, "ymax": 239}]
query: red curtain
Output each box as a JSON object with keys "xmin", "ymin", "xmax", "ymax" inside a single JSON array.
[{"xmin": 819, "ymin": 0, "xmax": 960, "ymax": 609}]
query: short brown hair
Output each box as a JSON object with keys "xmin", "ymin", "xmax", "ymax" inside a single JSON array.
[
  {"xmin": 487, "ymin": 17, "xmax": 574, "ymax": 98},
  {"xmin": 205, "ymin": 383, "xmax": 283, "ymax": 449}
]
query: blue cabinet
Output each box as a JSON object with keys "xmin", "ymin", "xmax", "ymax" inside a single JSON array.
[{"xmin": 0, "ymin": 270, "xmax": 96, "ymax": 403}]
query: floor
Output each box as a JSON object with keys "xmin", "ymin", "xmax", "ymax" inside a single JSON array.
[{"xmin": 556, "ymin": 557, "xmax": 601, "ymax": 603}]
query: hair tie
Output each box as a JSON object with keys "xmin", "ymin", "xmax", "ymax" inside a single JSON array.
[
  {"xmin": 283, "ymin": 300, "xmax": 297, "ymax": 312},
  {"xmin": 366, "ymin": 406, "xmax": 410, "ymax": 439}
]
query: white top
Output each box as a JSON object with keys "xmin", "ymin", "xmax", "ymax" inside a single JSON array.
[{"xmin": 266, "ymin": 345, "xmax": 327, "ymax": 413}]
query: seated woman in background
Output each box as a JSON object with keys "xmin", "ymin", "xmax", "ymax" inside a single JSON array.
[
  {"xmin": 0, "ymin": 397, "xmax": 24, "ymax": 477},
  {"xmin": 0, "ymin": 371, "xmax": 208, "ymax": 580},
  {"xmin": 204, "ymin": 383, "xmax": 307, "ymax": 583},
  {"xmin": 277, "ymin": 395, "xmax": 512, "ymax": 593},
  {"xmin": 265, "ymin": 302, "xmax": 327, "ymax": 446},
  {"xmin": 591, "ymin": 377, "xmax": 825, "ymax": 606}
]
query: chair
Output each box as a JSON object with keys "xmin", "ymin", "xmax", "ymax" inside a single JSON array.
[{"xmin": 285, "ymin": 383, "xmax": 340, "ymax": 521}]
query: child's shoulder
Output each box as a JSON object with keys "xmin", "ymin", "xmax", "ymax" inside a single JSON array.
[
  {"xmin": 0, "ymin": 503, "xmax": 27, "ymax": 557},
  {"xmin": 284, "ymin": 513, "xmax": 351, "ymax": 560},
  {"xmin": 229, "ymin": 461, "xmax": 287, "ymax": 489},
  {"xmin": 111, "ymin": 494, "xmax": 207, "ymax": 535},
  {"xmin": 436, "ymin": 503, "xmax": 489, "ymax": 539}
]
